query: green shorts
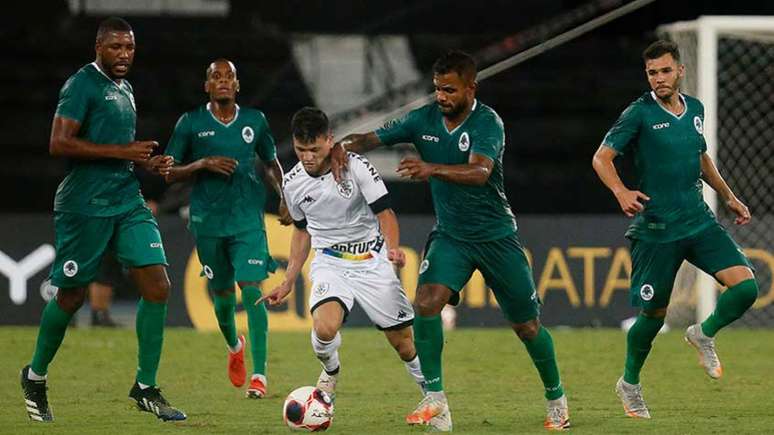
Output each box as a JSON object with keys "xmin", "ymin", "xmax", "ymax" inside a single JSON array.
[
  {"xmin": 418, "ymin": 231, "xmax": 539, "ymax": 323},
  {"xmin": 50, "ymin": 204, "xmax": 167, "ymax": 288},
  {"xmin": 195, "ymin": 229, "xmax": 277, "ymax": 290},
  {"xmin": 630, "ymin": 223, "xmax": 753, "ymax": 310}
]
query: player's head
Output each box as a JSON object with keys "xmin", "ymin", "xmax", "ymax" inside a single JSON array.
[
  {"xmin": 642, "ymin": 40, "xmax": 684, "ymax": 100},
  {"xmin": 432, "ymin": 50, "xmax": 477, "ymax": 118},
  {"xmin": 95, "ymin": 17, "xmax": 134, "ymax": 79},
  {"xmin": 291, "ymin": 107, "xmax": 333, "ymax": 175},
  {"xmin": 205, "ymin": 59, "xmax": 240, "ymax": 103}
]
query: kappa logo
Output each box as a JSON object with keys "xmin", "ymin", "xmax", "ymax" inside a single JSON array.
[
  {"xmin": 458, "ymin": 132, "xmax": 470, "ymax": 152},
  {"xmin": 242, "ymin": 126, "xmax": 254, "ymax": 143},
  {"xmin": 422, "ymin": 134, "xmax": 440, "ymax": 143},
  {"xmin": 63, "ymin": 260, "xmax": 78, "ymax": 278},
  {"xmin": 197, "ymin": 130, "xmax": 215, "ymax": 138},
  {"xmin": 337, "ymin": 179, "xmax": 354, "ymax": 199},
  {"xmin": 693, "ymin": 116, "xmax": 703, "ymax": 135},
  {"xmin": 300, "ymin": 195, "xmax": 316, "ymax": 205},
  {"xmin": 419, "ymin": 259, "xmax": 429, "ymax": 274},
  {"xmin": 652, "ymin": 122, "xmax": 670, "ymax": 130},
  {"xmin": 203, "ymin": 265, "xmax": 214, "ymax": 280},
  {"xmin": 397, "ymin": 310, "xmax": 408, "ymax": 320},
  {"xmin": 640, "ymin": 284, "xmax": 655, "ymax": 301},
  {"xmin": 313, "ymin": 282, "xmax": 330, "ymax": 297}
]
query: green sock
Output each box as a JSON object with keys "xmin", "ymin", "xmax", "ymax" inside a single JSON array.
[
  {"xmin": 414, "ymin": 314, "xmax": 444, "ymax": 392},
  {"xmin": 701, "ymin": 278, "xmax": 758, "ymax": 337},
  {"xmin": 135, "ymin": 298, "xmax": 167, "ymax": 386},
  {"xmin": 521, "ymin": 326, "xmax": 564, "ymax": 400},
  {"xmin": 30, "ymin": 300, "xmax": 74, "ymax": 375},
  {"xmin": 213, "ymin": 292, "xmax": 238, "ymax": 348},
  {"xmin": 623, "ymin": 313, "xmax": 664, "ymax": 385},
  {"xmin": 241, "ymin": 286, "xmax": 268, "ymax": 376}
]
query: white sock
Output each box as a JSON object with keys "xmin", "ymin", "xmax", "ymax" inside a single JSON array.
[
  {"xmin": 138, "ymin": 382, "xmax": 152, "ymax": 390},
  {"xmin": 428, "ymin": 391, "xmax": 446, "ymax": 401},
  {"xmin": 403, "ymin": 355, "xmax": 425, "ymax": 391},
  {"xmin": 311, "ymin": 330, "xmax": 341, "ymax": 374},
  {"xmin": 27, "ymin": 368, "xmax": 46, "ymax": 381},
  {"xmin": 228, "ymin": 337, "xmax": 243, "ymax": 353},
  {"xmin": 251, "ymin": 373, "xmax": 267, "ymax": 385}
]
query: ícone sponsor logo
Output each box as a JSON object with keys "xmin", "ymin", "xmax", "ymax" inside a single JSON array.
[{"xmin": 652, "ymin": 122, "xmax": 670, "ymax": 130}]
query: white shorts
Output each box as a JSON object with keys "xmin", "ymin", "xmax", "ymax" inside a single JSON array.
[{"xmin": 309, "ymin": 249, "xmax": 414, "ymax": 330}]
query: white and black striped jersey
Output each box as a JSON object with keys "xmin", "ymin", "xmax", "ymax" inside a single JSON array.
[{"xmin": 282, "ymin": 152, "xmax": 391, "ymax": 250}]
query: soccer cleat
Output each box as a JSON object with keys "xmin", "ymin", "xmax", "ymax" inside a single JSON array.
[
  {"xmin": 544, "ymin": 394, "xmax": 570, "ymax": 431},
  {"xmin": 228, "ymin": 335, "xmax": 247, "ymax": 387},
  {"xmin": 684, "ymin": 324, "xmax": 723, "ymax": 379},
  {"xmin": 316, "ymin": 369, "xmax": 338, "ymax": 399},
  {"xmin": 129, "ymin": 382, "xmax": 187, "ymax": 421},
  {"xmin": 245, "ymin": 376, "xmax": 267, "ymax": 399},
  {"xmin": 20, "ymin": 365, "xmax": 53, "ymax": 422},
  {"xmin": 615, "ymin": 377, "xmax": 651, "ymax": 419},
  {"xmin": 406, "ymin": 392, "xmax": 452, "ymax": 431}
]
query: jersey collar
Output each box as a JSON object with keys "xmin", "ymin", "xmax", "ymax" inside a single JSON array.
[
  {"xmin": 442, "ymin": 99, "xmax": 478, "ymax": 135},
  {"xmin": 206, "ymin": 102, "xmax": 240, "ymax": 128},
  {"xmin": 650, "ymin": 91, "xmax": 687, "ymax": 120},
  {"xmin": 89, "ymin": 62, "xmax": 134, "ymax": 110}
]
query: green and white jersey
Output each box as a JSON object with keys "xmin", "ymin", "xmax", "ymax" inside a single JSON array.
[
  {"xmin": 376, "ymin": 100, "xmax": 517, "ymax": 242},
  {"xmin": 602, "ymin": 91, "xmax": 716, "ymax": 242},
  {"xmin": 54, "ymin": 62, "xmax": 144, "ymax": 216},
  {"xmin": 166, "ymin": 103, "xmax": 277, "ymax": 237}
]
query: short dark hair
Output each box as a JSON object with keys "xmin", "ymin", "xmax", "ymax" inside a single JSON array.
[
  {"xmin": 206, "ymin": 58, "xmax": 236, "ymax": 78},
  {"xmin": 291, "ymin": 107, "xmax": 329, "ymax": 144},
  {"xmin": 643, "ymin": 40, "xmax": 680, "ymax": 63},
  {"xmin": 433, "ymin": 50, "xmax": 477, "ymax": 83},
  {"xmin": 97, "ymin": 17, "xmax": 132, "ymax": 41}
]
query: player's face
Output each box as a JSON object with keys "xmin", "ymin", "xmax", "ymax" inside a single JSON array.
[
  {"xmin": 205, "ymin": 61, "xmax": 239, "ymax": 103},
  {"xmin": 96, "ymin": 31, "xmax": 135, "ymax": 79},
  {"xmin": 294, "ymin": 133, "xmax": 333, "ymax": 175},
  {"xmin": 433, "ymin": 72, "xmax": 475, "ymax": 118},
  {"xmin": 645, "ymin": 54, "xmax": 684, "ymax": 99}
]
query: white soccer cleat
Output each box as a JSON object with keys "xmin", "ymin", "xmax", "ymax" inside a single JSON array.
[
  {"xmin": 615, "ymin": 377, "xmax": 651, "ymax": 419},
  {"xmin": 406, "ymin": 392, "xmax": 452, "ymax": 431},
  {"xmin": 544, "ymin": 394, "xmax": 570, "ymax": 430},
  {"xmin": 316, "ymin": 369, "xmax": 338, "ymax": 399},
  {"xmin": 684, "ymin": 324, "xmax": 723, "ymax": 379}
]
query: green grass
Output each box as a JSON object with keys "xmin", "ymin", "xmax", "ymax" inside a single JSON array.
[{"xmin": 1, "ymin": 327, "xmax": 772, "ymax": 434}]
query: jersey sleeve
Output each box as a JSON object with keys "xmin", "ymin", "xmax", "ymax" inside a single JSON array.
[
  {"xmin": 55, "ymin": 74, "xmax": 90, "ymax": 123},
  {"xmin": 375, "ymin": 109, "xmax": 419, "ymax": 146},
  {"xmin": 255, "ymin": 112, "xmax": 277, "ymax": 163},
  {"xmin": 165, "ymin": 113, "xmax": 193, "ymax": 163},
  {"xmin": 282, "ymin": 183, "xmax": 305, "ymax": 222},
  {"xmin": 349, "ymin": 153, "xmax": 390, "ymax": 210},
  {"xmin": 471, "ymin": 113, "xmax": 505, "ymax": 161},
  {"xmin": 601, "ymin": 102, "xmax": 642, "ymax": 155}
]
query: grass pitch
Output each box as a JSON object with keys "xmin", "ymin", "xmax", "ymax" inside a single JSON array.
[{"xmin": 1, "ymin": 326, "xmax": 772, "ymax": 434}]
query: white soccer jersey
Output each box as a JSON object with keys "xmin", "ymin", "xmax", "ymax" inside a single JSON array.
[{"xmin": 283, "ymin": 152, "xmax": 389, "ymax": 250}]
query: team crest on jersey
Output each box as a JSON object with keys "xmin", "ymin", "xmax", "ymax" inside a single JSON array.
[
  {"xmin": 242, "ymin": 126, "xmax": 254, "ymax": 143},
  {"xmin": 458, "ymin": 132, "xmax": 470, "ymax": 152},
  {"xmin": 419, "ymin": 259, "xmax": 430, "ymax": 274},
  {"xmin": 693, "ymin": 116, "xmax": 703, "ymax": 135},
  {"xmin": 63, "ymin": 260, "xmax": 78, "ymax": 278},
  {"xmin": 640, "ymin": 284, "xmax": 654, "ymax": 301},
  {"xmin": 337, "ymin": 179, "xmax": 354, "ymax": 199},
  {"xmin": 203, "ymin": 265, "xmax": 214, "ymax": 280}
]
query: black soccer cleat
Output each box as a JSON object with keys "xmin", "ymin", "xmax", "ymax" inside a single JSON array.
[
  {"xmin": 129, "ymin": 382, "xmax": 186, "ymax": 421},
  {"xmin": 20, "ymin": 365, "xmax": 53, "ymax": 422}
]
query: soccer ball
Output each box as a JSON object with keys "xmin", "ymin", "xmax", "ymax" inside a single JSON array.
[{"xmin": 283, "ymin": 386, "xmax": 334, "ymax": 431}]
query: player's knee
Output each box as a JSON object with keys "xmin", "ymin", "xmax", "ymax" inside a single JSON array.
[
  {"xmin": 56, "ymin": 287, "xmax": 87, "ymax": 314},
  {"xmin": 414, "ymin": 288, "xmax": 445, "ymax": 316},
  {"xmin": 313, "ymin": 322, "xmax": 338, "ymax": 342},
  {"xmin": 143, "ymin": 275, "xmax": 171, "ymax": 303},
  {"xmin": 513, "ymin": 319, "xmax": 540, "ymax": 341}
]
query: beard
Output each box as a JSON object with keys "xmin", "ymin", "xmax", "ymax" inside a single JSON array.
[{"xmin": 439, "ymin": 100, "xmax": 467, "ymax": 118}]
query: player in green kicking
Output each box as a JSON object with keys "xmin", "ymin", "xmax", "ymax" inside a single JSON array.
[
  {"xmin": 331, "ymin": 50, "xmax": 569, "ymax": 431},
  {"xmin": 592, "ymin": 40, "xmax": 758, "ymax": 419},
  {"xmin": 21, "ymin": 17, "xmax": 185, "ymax": 422},
  {"xmin": 165, "ymin": 59, "xmax": 290, "ymax": 398}
]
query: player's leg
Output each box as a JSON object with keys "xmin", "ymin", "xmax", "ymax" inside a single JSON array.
[
  {"xmin": 116, "ymin": 205, "xmax": 185, "ymax": 421},
  {"xmin": 616, "ymin": 237, "xmax": 684, "ymax": 418},
  {"xmin": 22, "ymin": 212, "xmax": 111, "ymax": 422},
  {"xmin": 311, "ymin": 300, "xmax": 346, "ymax": 397},
  {"xmin": 232, "ymin": 229, "xmax": 277, "ymax": 398},
  {"xmin": 685, "ymin": 224, "xmax": 757, "ymax": 378},
  {"xmin": 383, "ymin": 326, "xmax": 426, "ymax": 395}
]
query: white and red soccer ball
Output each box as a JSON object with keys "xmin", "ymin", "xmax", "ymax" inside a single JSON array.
[{"xmin": 283, "ymin": 386, "xmax": 334, "ymax": 431}]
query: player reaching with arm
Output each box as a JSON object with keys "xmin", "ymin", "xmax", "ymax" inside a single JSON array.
[
  {"xmin": 330, "ymin": 50, "xmax": 569, "ymax": 432},
  {"xmin": 164, "ymin": 59, "xmax": 289, "ymax": 399},
  {"xmin": 592, "ymin": 40, "xmax": 757, "ymax": 419},
  {"xmin": 260, "ymin": 107, "xmax": 426, "ymax": 404}
]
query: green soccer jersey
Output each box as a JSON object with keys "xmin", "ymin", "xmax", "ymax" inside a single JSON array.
[
  {"xmin": 602, "ymin": 91, "xmax": 716, "ymax": 242},
  {"xmin": 54, "ymin": 62, "xmax": 144, "ymax": 216},
  {"xmin": 166, "ymin": 103, "xmax": 277, "ymax": 237},
  {"xmin": 376, "ymin": 100, "xmax": 517, "ymax": 242}
]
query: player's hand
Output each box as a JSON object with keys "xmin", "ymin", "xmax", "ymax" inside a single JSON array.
[
  {"xmin": 397, "ymin": 157, "xmax": 435, "ymax": 181},
  {"xmin": 257, "ymin": 281, "xmax": 293, "ymax": 306},
  {"xmin": 330, "ymin": 142, "xmax": 349, "ymax": 182},
  {"xmin": 278, "ymin": 199, "xmax": 293, "ymax": 226},
  {"xmin": 148, "ymin": 155, "xmax": 174, "ymax": 177},
  {"xmin": 726, "ymin": 197, "xmax": 751, "ymax": 225},
  {"xmin": 200, "ymin": 156, "xmax": 237, "ymax": 176},
  {"xmin": 387, "ymin": 248, "xmax": 406, "ymax": 268},
  {"xmin": 125, "ymin": 140, "xmax": 158, "ymax": 162},
  {"xmin": 614, "ymin": 189, "xmax": 650, "ymax": 217}
]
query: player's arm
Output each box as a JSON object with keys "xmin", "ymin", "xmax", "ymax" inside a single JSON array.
[
  {"xmin": 700, "ymin": 152, "xmax": 751, "ymax": 225},
  {"xmin": 49, "ymin": 115, "xmax": 157, "ymax": 162},
  {"xmin": 262, "ymin": 158, "xmax": 292, "ymax": 226},
  {"xmin": 376, "ymin": 208, "xmax": 406, "ymax": 268},
  {"xmin": 396, "ymin": 152, "xmax": 493, "ymax": 186},
  {"xmin": 591, "ymin": 145, "xmax": 650, "ymax": 218},
  {"xmin": 259, "ymin": 226, "xmax": 311, "ymax": 305},
  {"xmin": 331, "ymin": 132, "xmax": 383, "ymax": 181},
  {"xmin": 164, "ymin": 157, "xmax": 237, "ymax": 183}
]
